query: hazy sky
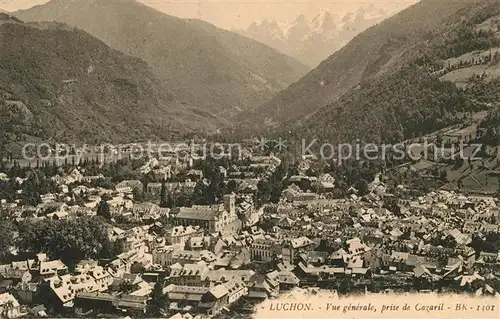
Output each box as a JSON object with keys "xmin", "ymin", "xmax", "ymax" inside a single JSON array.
[{"xmin": 0, "ymin": 0, "xmax": 418, "ymax": 30}]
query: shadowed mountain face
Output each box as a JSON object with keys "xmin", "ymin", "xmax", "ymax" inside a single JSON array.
[
  {"xmin": 240, "ymin": 0, "xmax": 495, "ymax": 143},
  {"xmin": 0, "ymin": 15, "xmax": 220, "ymax": 147},
  {"xmin": 14, "ymin": 0, "xmax": 309, "ymax": 120}
]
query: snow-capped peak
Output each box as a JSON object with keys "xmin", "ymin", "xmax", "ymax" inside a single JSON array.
[
  {"xmin": 237, "ymin": 6, "xmax": 397, "ymax": 67},
  {"xmin": 283, "ymin": 14, "xmax": 311, "ymax": 40},
  {"xmin": 310, "ymin": 9, "xmax": 338, "ymax": 34},
  {"xmin": 245, "ymin": 18, "xmax": 287, "ymax": 42}
]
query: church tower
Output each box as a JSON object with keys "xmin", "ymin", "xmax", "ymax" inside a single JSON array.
[{"xmin": 223, "ymin": 193, "xmax": 236, "ymax": 215}]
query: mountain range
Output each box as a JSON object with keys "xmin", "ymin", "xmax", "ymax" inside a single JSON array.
[
  {"xmin": 239, "ymin": 0, "xmax": 500, "ymax": 145},
  {"xmin": 5, "ymin": 0, "xmax": 500, "ymax": 153},
  {"xmin": 233, "ymin": 4, "xmax": 398, "ymax": 67},
  {"xmin": 14, "ymin": 0, "xmax": 309, "ymax": 119},
  {"xmin": 0, "ymin": 12, "xmax": 220, "ymax": 149}
]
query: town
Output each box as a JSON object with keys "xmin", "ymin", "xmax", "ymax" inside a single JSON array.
[{"xmin": 0, "ymin": 138, "xmax": 500, "ymax": 318}]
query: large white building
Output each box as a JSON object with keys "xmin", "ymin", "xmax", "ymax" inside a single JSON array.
[{"xmin": 171, "ymin": 194, "xmax": 240, "ymax": 234}]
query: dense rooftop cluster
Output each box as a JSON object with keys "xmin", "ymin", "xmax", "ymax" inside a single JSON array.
[{"xmin": 0, "ymin": 142, "xmax": 500, "ymax": 318}]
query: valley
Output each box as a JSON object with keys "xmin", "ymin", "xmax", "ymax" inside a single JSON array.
[
  {"xmin": 2, "ymin": 1, "xmax": 500, "ymax": 318},
  {"xmin": 14, "ymin": 0, "xmax": 309, "ymax": 119}
]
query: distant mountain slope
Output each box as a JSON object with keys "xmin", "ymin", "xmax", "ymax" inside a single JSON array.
[
  {"xmin": 0, "ymin": 15, "xmax": 218, "ymax": 147},
  {"xmin": 241, "ymin": 0, "xmax": 486, "ymax": 133},
  {"xmin": 15, "ymin": 0, "xmax": 309, "ymax": 119},
  {"xmin": 282, "ymin": 0, "xmax": 500, "ymax": 145},
  {"xmin": 234, "ymin": 5, "xmax": 398, "ymax": 67}
]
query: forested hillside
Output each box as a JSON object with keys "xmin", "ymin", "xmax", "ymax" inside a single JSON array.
[
  {"xmin": 0, "ymin": 15, "xmax": 217, "ymax": 152},
  {"xmin": 274, "ymin": 0, "xmax": 500, "ymax": 145},
  {"xmin": 288, "ymin": 67, "xmax": 472, "ymax": 144},
  {"xmin": 15, "ymin": 0, "xmax": 309, "ymax": 119},
  {"xmin": 240, "ymin": 0, "xmax": 481, "ymax": 130}
]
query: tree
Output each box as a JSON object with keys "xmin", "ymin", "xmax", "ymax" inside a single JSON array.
[
  {"xmin": 92, "ymin": 178, "xmax": 114, "ymax": 189},
  {"xmin": 21, "ymin": 171, "xmax": 42, "ymax": 206},
  {"xmin": 270, "ymin": 165, "xmax": 287, "ymax": 203},
  {"xmin": 97, "ymin": 198, "xmax": 111, "ymax": 220},
  {"xmin": 166, "ymin": 192, "xmax": 175, "ymax": 209},
  {"xmin": 263, "ymin": 205, "xmax": 277, "ymax": 215},
  {"xmin": 0, "ymin": 220, "xmax": 16, "ymax": 263},
  {"xmin": 132, "ymin": 187, "xmax": 144, "ymax": 202},
  {"xmin": 119, "ymin": 280, "xmax": 137, "ymax": 294},
  {"xmin": 471, "ymin": 233, "xmax": 500, "ymax": 253},
  {"xmin": 0, "ymin": 178, "xmax": 18, "ymax": 202},
  {"xmin": 159, "ymin": 179, "xmax": 168, "ymax": 208},
  {"xmin": 175, "ymin": 192, "xmax": 192, "ymax": 207},
  {"xmin": 200, "ymin": 159, "xmax": 224, "ymax": 203},
  {"xmin": 338, "ymin": 278, "xmax": 352, "ymax": 295},
  {"xmin": 383, "ymin": 196, "xmax": 400, "ymax": 214},
  {"xmin": 18, "ymin": 216, "xmax": 114, "ymax": 266},
  {"xmin": 141, "ymin": 171, "xmax": 155, "ymax": 194},
  {"xmin": 255, "ymin": 180, "xmax": 271, "ymax": 208},
  {"xmin": 298, "ymin": 179, "xmax": 312, "ymax": 192},
  {"xmin": 431, "ymin": 234, "xmax": 457, "ymax": 249},
  {"xmin": 225, "ymin": 179, "xmax": 238, "ymax": 194},
  {"xmin": 131, "ymin": 262, "xmax": 145, "ymax": 274},
  {"xmin": 355, "ymin": 179, "xmax": 370, "ymax": 196},
  {"xmin": 149, "ymin": 279, "xmax": 167, "ymax": 316}
]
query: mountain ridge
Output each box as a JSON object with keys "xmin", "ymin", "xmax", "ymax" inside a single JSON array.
[
  {"xmin": 238, "ymin": 0, "xmax": 484, "ymax": 134},
  {"xmin": 0, "ymin": 16, "xmax": 219, "ymax": 149},
  {"xmin": 14, "ymin": 0, "xmax": 309, "ymax": 119},
  {"xmin": 275, "ymin": 0, "xmax": 500, "ymax": 145},
  {"xmin": 233, "ymin": 5, "xmax": 397, "ymax": 67}
]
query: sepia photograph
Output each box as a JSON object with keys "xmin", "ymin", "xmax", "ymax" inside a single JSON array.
[{"xmin": 0, "ymin": 0, "xmax": 499, "ymax": 318}]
